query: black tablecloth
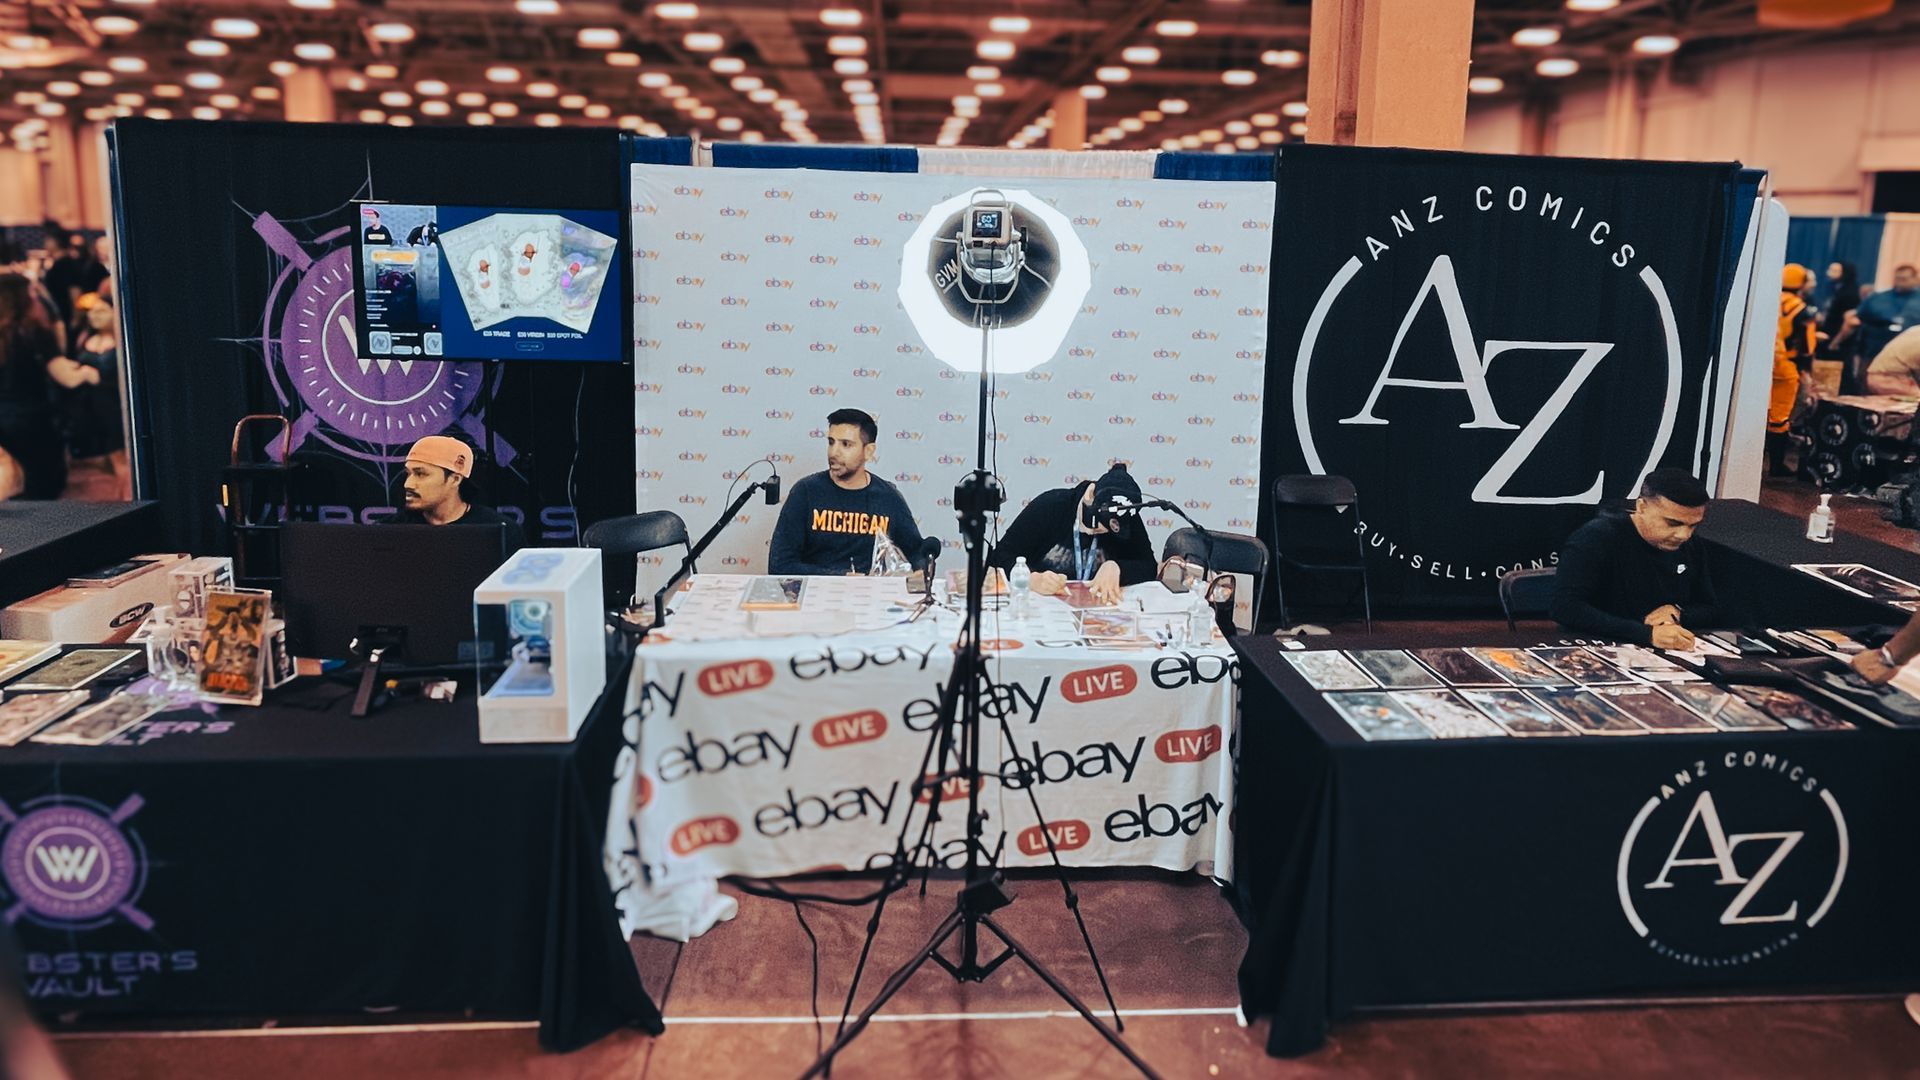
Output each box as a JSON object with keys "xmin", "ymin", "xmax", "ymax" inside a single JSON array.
[
  {"xmin": 1698, "ymin": 499, "xmax": 1920, "ymax": 627},
  {"xmin": 1231, "ymin": 632, "xmax": 1920, "ymax": 1057},
  {"xmin": 0, "ymin": 662, "xmax": 662, "ymax": 1049}
]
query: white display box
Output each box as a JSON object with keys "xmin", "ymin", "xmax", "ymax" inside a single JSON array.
[
  {"xmin": 2, "ymin": 554, "xmax": 188, "ymax": 643},
  {"xmin": 473, "ymin": 548, "xmax": 604, "ymax": 744}
]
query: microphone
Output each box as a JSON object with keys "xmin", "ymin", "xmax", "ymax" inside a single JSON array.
[
  {"xmin": 764, "ymin": 468, "xmax": 781, "ymax": 505},
  {"xmin": 916, "ymin": 536, "xmax": 944, "ymax": 565}
]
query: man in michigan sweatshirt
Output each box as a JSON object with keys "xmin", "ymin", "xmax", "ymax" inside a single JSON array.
[{"xmin": 768, "ymin": 408, "xmax": 928, "ymax": 575}]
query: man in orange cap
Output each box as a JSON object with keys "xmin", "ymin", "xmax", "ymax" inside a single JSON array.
[
  {"xmin": 387, "ymin": 434, "xmax": 525, "ymax": 551},
  {"xmin": 1767, "ymin": 263, "xmax": 1818, "ymax": 477}
]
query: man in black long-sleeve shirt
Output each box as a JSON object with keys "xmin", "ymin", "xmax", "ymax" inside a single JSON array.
[
  {"xmin": 989, "ymin": 463, "xmax": 1157, "ymax": 606},
  {"xmin": 768, "ymin": 408, "xmax": 926, "ymax": 575},
  {"xmin": 1551, "ymin": 468, "xmax": 1718, "ymax": 649}
]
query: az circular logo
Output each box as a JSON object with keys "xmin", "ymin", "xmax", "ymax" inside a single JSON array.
[
  {"xmin": 0, "ymin": 794, "xmax": 154, "ymax": 931},
  {"xmin": 1617, "ymin": 753, "xmax": 1846, "ymax": 968}
]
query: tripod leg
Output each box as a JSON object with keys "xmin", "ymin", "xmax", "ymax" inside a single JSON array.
[
  {"xmin": 798, "ymin": 908, "xmax": 965, "ymax": 1080},
  {"xmin": 977, "ymin": 914, "xmax": 1164, "ymax": 1080}
]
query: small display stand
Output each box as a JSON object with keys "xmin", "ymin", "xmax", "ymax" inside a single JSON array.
[{"xmin": 473, "ymin": 548, "xmax": 604, "ymax": 743}]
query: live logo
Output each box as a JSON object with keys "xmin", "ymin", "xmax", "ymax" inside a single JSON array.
[
  {"xmin": 813, "ymin": 709, "xmax": 888, "ymax": 748},
  {"xmin": 1018, "ymin": 819, "xmax": 1092, "ymax": 857}
]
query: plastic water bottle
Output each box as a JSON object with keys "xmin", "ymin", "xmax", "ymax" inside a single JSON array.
[
  {"xmin": 1806, "ymin": 493, "xmax": 1835, "ymax": 543},
  {"xmin": 1009, "ymin": 557, "xmax": 1032, "ymax": 617},
  {"xmin": 1186, "ymin": 588, "xmax": 1214, "ymax": 646}
]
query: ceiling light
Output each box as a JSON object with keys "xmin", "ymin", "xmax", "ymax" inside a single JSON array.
[
  {"xmin": 212, "ymin": 18, "xmax": 260, "ymax": 38},
  {"xmin": 952, "ymin": 94, "xmax": 981, "ymax": 109},
  {"xmin": 827, "ymin": 35, "xmax": 867, "ymax": 55},
  {"xmin": 833, "ymin": 58, "xmax": 869, "ymax": 75},
  {"xmin": 732, "ymin": 75, "xmax": 765, "ymax": 92},
  {"xmin": 1259, "ymin": 130, "xmax": 1282, "ymax": 144},
  {"xmin": 1512, "ymin": 26, "xmax": 1561, "ymax": 47},
  {"xmin": 967, "ymin": 65, "xmax": 1000, "ymax": 81},
  {"xmin": 142, "ymin": 107, "xmax": 172, "ymax": 119},
  {"xmin": 1235, "ymin": 135, "xmax": 1259, "ymax": 150},
  {"xmin": 1566, "ymin": 0, "xmax": 1620, "ymax": 10},
  {"xmin": 380, "ymin": 90, "xmax": 412, "ymax": 107},
  {"xmin": 269, "ymin": 60, "xmax": 297, "ymax": 77},
  {"xmin": 293, "ymin": 42, "xmax": 335, "ymax": 61},
  {"xmin": 152, "ymin": 84, "xmax": 182, "ymax": 98},
  {"xmin": 560, "ymin": 94, "xmax": 589, "ymax": 109},
  {"xmin": 6, "ymin": 35, "xmax": 49, "ymax": 52},
  {"xmin": 47, "ymin": 81, "xmax": 81, "ymax": 97},
  {"xmin": 654, "ymin": 3, "xmax": 700, "ymax": 18},
  {"xmin": 253, "ymin": 86, "xmax": 281, "ymax": 101},
  {"xmin": 584, "ymin": 103, "xmax": 611, "ymax": 118},
  {"xmin": 671, "ymin": 96, "xmax": 698, "ymax": 112},
  {"xmin": 188, "ymin": 39, "xmax": 231, "ymax": 57},
  {"xmin": 1198, "ymin": 128, "xmax": 1222, "ymax": 141},
  {"xmin": 108, "ymin": 56, "xmax": 148, "ymax": 74},
  {"xmin": 80, "ymin": 71, "xmax": 114, "ymax": 87},
  {"xmin": 684, "ymin": 32, "xmax": 724, "ymax": 51},
  {"xmin": 577, "ymin": 27, "xmax": 621, "ymax": 48},
  {"xmin": 1289, "ymin": 121, "xmax": 1308, "ymax": 135},
  {"xmin": 345, "ymin": 76, "xmax": 368, "ymax": 91},
  {"xmin": 528, "ymin": 82, "xmax": 559, "ymax": 97},
  {"xmin": 1222, "ymin": 69, "xmax": 1256, "ymax": 86},
  {"xmin": 490, "ymin": 101, "xmax": 519, "ymax": 116},
  {"xmin": 1467, "ymin": 75, "xmax": 1504, "ymax": 93},
  {"xmin": 976, "ymin": 83, "xmax": 1005, "ymax": 97},
  {"xmin": 1159, "ymin": 98, "xmax": 1188, "ymax": 114},
  {"xmin": 1262, "ymin": 49, "xmax": 1303, "ymax": 67},
  {"xmin": 487, "ymin": 66, "xmax": 521, "ymax": 83},
  {"xmin": 1096, "ymin": 66, "xmax": 1130, "ymax": 82},
  {"xmin": 93, "ymin": 17, "xmax": 141, "ymax": 35},
  {"xmin": 468, "ymin": 112, "xmax": 493, "ymax": 125},
  {"xmin": 186, "ymin": 72, "xmax": 223, "ymax": 90},
  {"xmin": 290, "ymin": 0, "xmax": 335, "ymax": 9},
  {"xmin": 413, "ymin": 79, "xmax": 448, "ymax": 96},
  {"xmin": 618, "ymin": 114, "xmax": 644, "ymax": 129},
  {"xmin": 1225, "ymin": 120, "xmax": 1251, "ymax": 135},
  {"xmin": 115, "ymin": 92, "xmax": 144, "ymax": 106},
  {"xmin": 1154, "ymin": 19, "xmax": 1198, "ymax": 36},
  {"xmin": 850, "ymin": 91, "xmax": 879, "ymax": 106},
  {"xmin": 977, "ymin": 40, "xmax": 1016, "ymax": 61},
  {"xmin": 1282, "ymin": 101, "xmax": 1309, "ymax": 117},
  {"xmin": 421, "ymin": 99, "xmax": 451, "ymax": 116},
  {"xmin": 193, "ymin": 106, "xmax": 222, "ymax": 121},
  {"xmin": 1633, "ymin": 34, "xmax": 1681, "ymax": 56},
  {"xmin": 1213, "ymin": 144, "xmax": 1234, "ymax": 154},
  {"xmin": 1536, "ymin": 57, "xmax": 1580, "ymax": 77},
  {"xmin": 841, "ymin": 78, "xmax": 871, "ymax": 93},
  {"xmin": 774, "ymin": 97, "xmax": 798, "ymax": 111},
  {"xmin": 455, "ymin": 91, "xmax": 486, "ymax": 106},
  {"xmin": 955, "ymin": 102, "xmax": 979, "ymax": 117},
  {"xmin": 606, "ymin": 52, "xmax": 641, "ymax": 67},
  {"xmin": 1122, "ymin": 46, "xmax": 1161, "ymax": 64},
  {"xmin": 692, "ymin": 106, "xmax": 717, "ymax": 119},
  {"xmin": 1250, "ymin": 112, "xmax": 1278, "ymax": 127},
  {"xmin": 1140, "ymin": 109, "xmax": 1163, "ymax": 122},
  {"xmin": 517, "ymin": 0, "xmax": 562, "ymax": 13},
  {"xmin": 1119, "ymin": 117, "xmax": 1144, "ymax": 132},
  {"xmin": 365, "ymin": 64, "xmax": 399, "ymax": 79},
  {"xmin": 820, "ymin": 8, "xmax": 863, "ymax": 27},
  {"xmin": 1101, "ymin": 126, "xmax": 1124, "ymax": 139},
  {"xmin": 639, "ymin": 72, "xmax": 671, "ymax": 88},
  {"xmin": 1178, "ymin": 134, "xmax": 1201, "ymax": 148},
  {"xmin": 369, "ymin": 22, "xmax": 415, "ymax": 43},
  {"xmin": 748, "ymin": 87, "xmax": 778, "ymax": 103},
  {"xmin": 359, "ymin": 108, "xmax": 387, "ymax": 123},
  {"xmin": 211, "ymin": 93, "xmax": 242, "ymax": 109},
  {"xmin": 660, "ymin": 84, "xmax": 688, "ymax": 98},
  {"xmin": 989, "ymin": 16, "xmax": 1031, "ymax": 34},
  {"xmin": 715, "ymin": 116, "xmax": 742, "ymax": 131},
  {"xmin": 535, "ymin": 113, "xmax": 562, "ymax": 127},
  {"xmin": 1079, "ymin": 84, "xmax": 1106, "ymax": 99},
  {"xmin": 389, "ymin": 115, "xmax": 415, "ymax": 127}
]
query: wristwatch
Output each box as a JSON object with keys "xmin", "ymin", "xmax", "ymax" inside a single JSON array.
[{"xmin": 1880, "ymin": 646, "xmax": 1898, "ymax": 668}]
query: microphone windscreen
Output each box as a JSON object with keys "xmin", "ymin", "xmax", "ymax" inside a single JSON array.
[{"xmin": 765, "ymin": 472, "xmax": 781, "ymax": 505}]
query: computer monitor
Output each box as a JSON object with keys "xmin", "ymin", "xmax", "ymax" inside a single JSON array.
[{"xmin": 280, "ymin": 522, "xmax": 509, "ymax": 666}]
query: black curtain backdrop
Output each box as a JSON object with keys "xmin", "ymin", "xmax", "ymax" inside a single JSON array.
[
  {"xmin": 1259, "ymin": 145, "xmax": 1740, "ymax": 608},
  {"xmin": 108, "ymin": 120, "xmax": 640, "ymax": 556}
]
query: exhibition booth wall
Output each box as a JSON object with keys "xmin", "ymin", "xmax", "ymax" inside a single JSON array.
[{"xmin": 107, "ymin": 121, "xmax": 1773, "ymax": 610}]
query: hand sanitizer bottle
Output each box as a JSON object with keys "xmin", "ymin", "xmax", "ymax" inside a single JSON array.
[
  {"xmin": 1009, "ymin": 557, "xmax": 1032, "ymax": 617},
  {"xmin": 1806, "ymin": 493, "xmax": 1835, "ymax": 543}
]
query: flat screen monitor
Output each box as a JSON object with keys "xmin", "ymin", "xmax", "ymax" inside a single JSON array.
[
  {"xmin": 349, "ymin": 201, "xmax": 625, "ymax": 364},
  {"xmin": 280, "ymin": 522, "xmax": 509, "ymax": 666}
]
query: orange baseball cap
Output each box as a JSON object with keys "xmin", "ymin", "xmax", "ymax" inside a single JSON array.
[{"xmin": 406, "ymin": 435, "xmax": 473, "ymax": 478}]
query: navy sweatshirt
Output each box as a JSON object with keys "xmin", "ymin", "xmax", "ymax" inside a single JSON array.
[{"xmin": 767, "ymin": 471, "xmax": 927, "ymax": 575}]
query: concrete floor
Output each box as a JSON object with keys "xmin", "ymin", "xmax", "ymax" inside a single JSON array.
[{"xmin": 44, "ymin": 478, "xmax": 1920, "ymax": 1079}]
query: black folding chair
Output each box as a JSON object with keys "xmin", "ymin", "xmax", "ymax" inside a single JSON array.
[
  {"xmin": 1162, "ymin": 527, "xmax": 1269, "ymax": 633},
  {"xmin": 582, "ymin": 510, "xmax": 692, "ymax": 613},
  {"xmin": 1269, "ymin": 475, "xmax": 1373, "ymax": 633},
  {"xmin": 1499, "ymin": 566, "xmax": 1558, "ymax": 632}
]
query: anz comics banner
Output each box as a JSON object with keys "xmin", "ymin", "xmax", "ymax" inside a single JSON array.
[
  {"xmin": 629, "ymin": 164, "xmax": 1273, "ymax": 590},
  {"xmin": 603, "ymin": 632, "xmax": 1236, "ymax": 924}
]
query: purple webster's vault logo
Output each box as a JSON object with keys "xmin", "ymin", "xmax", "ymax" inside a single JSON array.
[{"xmin": 0, "ymin": 794, "xmax": 153, "ymax": 931}]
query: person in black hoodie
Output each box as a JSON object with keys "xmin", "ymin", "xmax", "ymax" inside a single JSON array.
[
  {"xmin": 989, "ymin": 463, "xmax": 1156, "ymax": 606},
  {"xmin": 1550, "ymin": 468, "xmax": 1719, "ymax": 649}
]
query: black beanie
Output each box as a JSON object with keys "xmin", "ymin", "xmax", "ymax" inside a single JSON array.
[{"xmin": 1091, "ymin": 462, "xmax": 1141, "ymax": 508}]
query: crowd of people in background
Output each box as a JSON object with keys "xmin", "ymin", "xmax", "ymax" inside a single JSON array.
[
  {"xmin": 0, "ymin": 227, "xmax": 127, "ymax": 501},
  {"xmin": 1770, "ymin": 258, "xmax": 1920, "ymax": 476}
]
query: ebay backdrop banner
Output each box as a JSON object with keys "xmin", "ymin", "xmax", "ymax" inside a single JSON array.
[{"xmin": 629, "ymin": 164, "xmax": 1273, "ymax": 592}]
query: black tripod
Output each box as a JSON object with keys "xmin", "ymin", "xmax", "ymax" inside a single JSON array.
[{"xmin": 797, "ymin": 201, "xmax": 1161, "ymax": 1079}]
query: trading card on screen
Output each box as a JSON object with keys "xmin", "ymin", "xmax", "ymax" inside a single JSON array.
[
  {"xmin": 1530, "ymin": 647, "xmax": 1631, "ymax": 684},
  {"xmin": 1456, "ymin": 689, "xmax": 1574, "ymax": 736},
  {"xmin": 1280, "ymin": 651, "xmax": 1377, "ymax": 691},
  {"xmin": 1408, "ymin": 648, "xmax": 1504, "ymax": 687},
  {"xmin": 1390, "ymin": 690, "xmax": 1507, "ymax": 739},
  {"xmin": 1728, "ymin": 684, "xmax": 1854, "ymax": 731},
  {"xmin": 1324, "ymin": 692, "xmax": 1433, "ymax": 741},
  {"xmin": 1596, "ymin": 686, "xmax": 1718, "ymax": 733},
  {"xmin": 1532, "ymin": 686, "xmax": 1644, "ymax": 734},
  {"xmin": 1664, "ymin": 683, "xmax": 1785, "ymax": 731},
  {"xmin": 1344, "ymin": 650, "xmax": 1441, "ymax": 689},
  {"xmin": 1465, "ymin": 647, "xmax": 1567, "ymax": 687}
]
